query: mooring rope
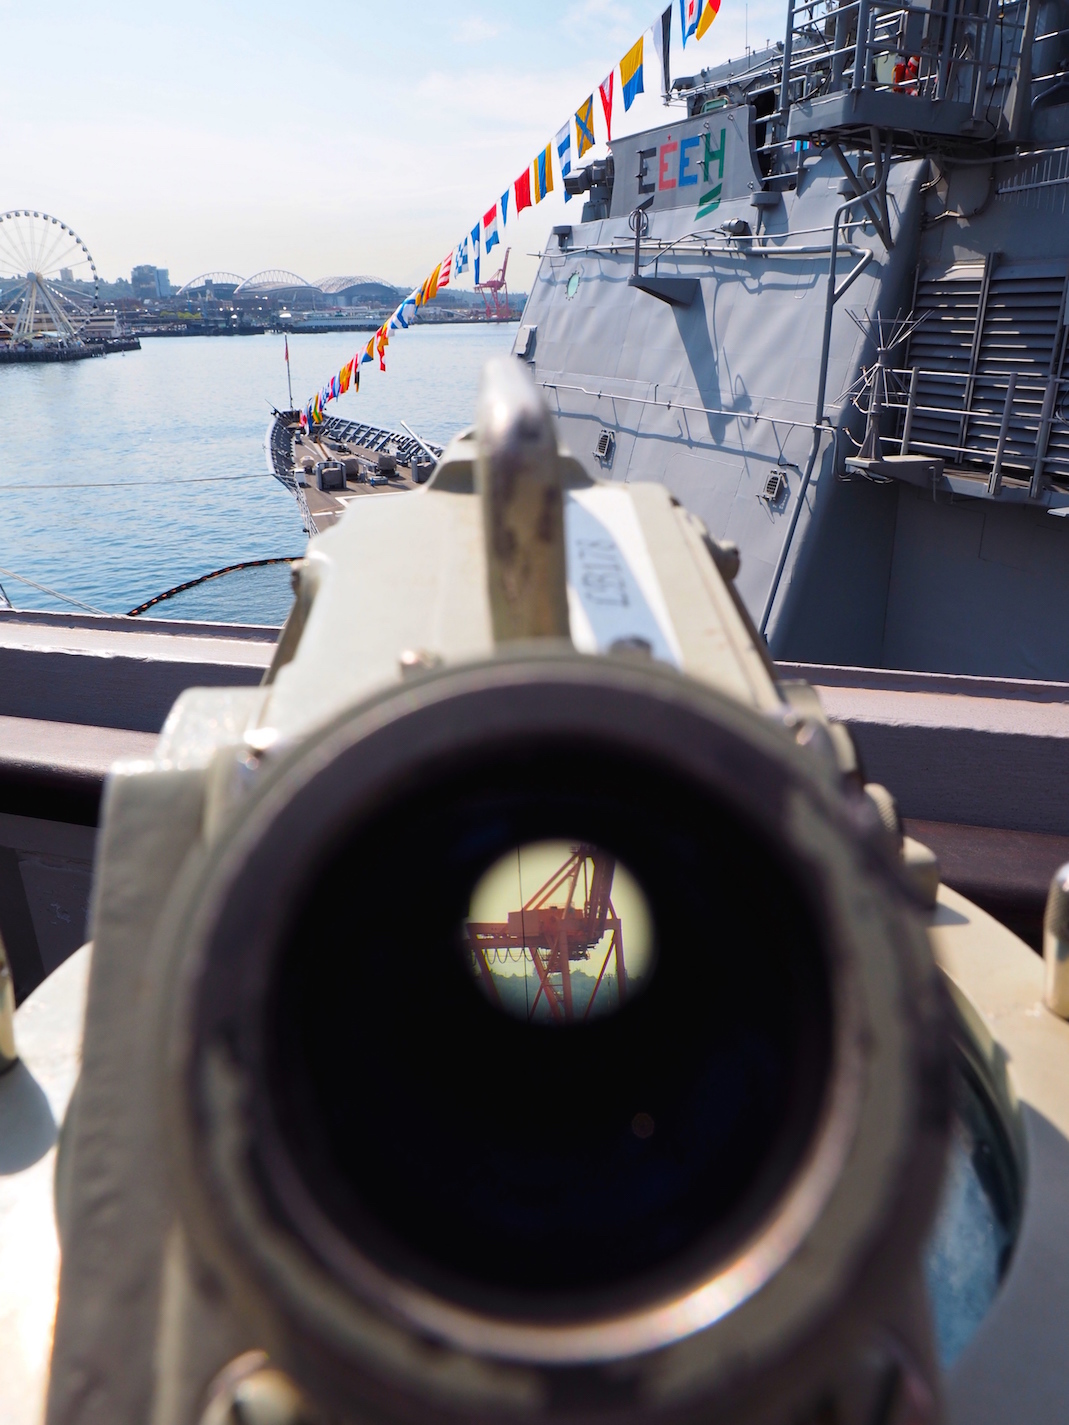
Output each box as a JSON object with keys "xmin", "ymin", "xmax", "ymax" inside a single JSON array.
[
  {"xmin": 0, "ymin": 564, "xmax": 108, "ymax": 615},
  {"xmin": 127, "ymin": 556, "xmax": 301, "ymax": 616}
]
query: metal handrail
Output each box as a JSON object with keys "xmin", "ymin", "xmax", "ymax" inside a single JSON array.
[
  {"xmin": 540, "ymin": 381, "xmax": 825, "ymax": 435},
  {"xmin": 774, "ymin": 0, "xmax": 1029, "ymax": 123},
  {"xmin": 871, "ymin": 366, "xmax": 1068, "ymax": 387},
  {"xmin": 293, "ymin": 478, "xmax": 316, "ymax": 537},
  {"xmin": 552, "ymin": 217, "xmax": 876, "ymax": 266},
  {"xmin": 860, "ymin": 366, "xmax": 1068, "ymax": 493}
]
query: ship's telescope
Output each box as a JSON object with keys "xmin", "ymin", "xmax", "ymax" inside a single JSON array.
[{"xmin": 47, "ymin": 360, "xmax": 950, "ymax": 1425}]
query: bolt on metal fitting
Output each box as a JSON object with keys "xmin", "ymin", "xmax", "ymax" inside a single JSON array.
[
  {"xmin": 1043, "ymin": 862, "xmax": 1069, "ymax": 1018},
  {"xmin": 201, "ymin": 1357, "xmax": 317, "ymax": 1425}
]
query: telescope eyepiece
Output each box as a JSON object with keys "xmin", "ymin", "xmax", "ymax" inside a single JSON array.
[{"xmin": 166, "ymin": 654, "xmax": 948, "ymax": 1423}]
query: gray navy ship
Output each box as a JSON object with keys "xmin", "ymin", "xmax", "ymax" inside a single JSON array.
[
  {"xmin": 263, "ymin": 0, "xmax": 1069, "ymax": 942},
  {"xmin": 516, "ymin": 0, "xmax": 1069, "ymax": 680}
]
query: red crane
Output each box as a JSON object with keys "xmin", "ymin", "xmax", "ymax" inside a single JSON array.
[
  {"xmin": 476, "ymin": 247, "xmax": 511, "ymax": 322},
  {"xmin": 466, "ymin": 844, "xmax": 626, "ymax": 1023}
]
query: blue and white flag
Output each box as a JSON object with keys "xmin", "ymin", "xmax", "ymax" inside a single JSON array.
[
  {"xmin": 454, "ymin": 234, "xmax": 469, "ymax": 276},
  {"xmin": 390, "ymin": 291, "xmax": 418, "ymax": 330},
  {"xmin": 470, "ymin": 221, "xmax": 481, "ymax": 285},
  {"xmin": 556, "ymin": 122, "xmax": 573, "ymax": 202},
  {"xmin": 680, "ymin": 0, "xmax": 702, "ymax": 46},
  {"xmin": 500, "ymin": 188, "xmax": 510, "ymax": 226}
]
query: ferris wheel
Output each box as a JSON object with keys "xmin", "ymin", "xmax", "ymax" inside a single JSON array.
[{"xmin": 0, "ymin": 210, "xmax": 99, "ymax": 344}]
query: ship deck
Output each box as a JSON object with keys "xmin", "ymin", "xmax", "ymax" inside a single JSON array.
[
  {"xmin": 267, "ymin": 411, "xmax": 442, "ymax": 533},
  {"xmin": 292, "ymin": 430, "xmax": 418, "ymax": 529}
]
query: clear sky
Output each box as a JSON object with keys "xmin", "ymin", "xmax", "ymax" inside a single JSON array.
[{"xmin": 0, "ymin": 0, "xmax": 786, "ymax": 293}]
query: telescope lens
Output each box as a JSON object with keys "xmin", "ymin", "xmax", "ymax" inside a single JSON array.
[
  {"xmin": 183, "ymin": 663, "xmax": 949, "ymax": 1395},
  {"xmin": 466, "ymin": 841, "xmax": 656, "ymax": 1024},
  {"xmin": 262, "ymin": 735, "xmax": 833, "ymax": 1315}
]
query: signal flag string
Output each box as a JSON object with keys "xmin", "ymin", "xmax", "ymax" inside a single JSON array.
[{"xmin": 299, "ymin": 0, "xmax": 724, "ymax": 429}]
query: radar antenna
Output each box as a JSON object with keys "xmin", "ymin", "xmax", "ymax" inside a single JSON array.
[{"xmin": 842, "ymin": 309, "xmax": 929, "ymax": 472}]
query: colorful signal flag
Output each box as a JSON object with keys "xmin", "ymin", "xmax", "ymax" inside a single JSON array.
[
  {"xmin": 483, "ymin": 203, "xmax": 500, "ymax": 253},
  {"xmin": 576, "ymin": 96, "xmax": 595, "ymax": 158},
  {"xmin": 534, "ymin": 143, "xmax": 554, "ymax": 203},
  {"xmin": 652, "ymin": 6, "xmax": 672, "ymax": 97},
  {"xmin": 696, "ymin": 0, "xmax": 721, "ymax": 38},
  {"xmin": 514, "ymin": 167, "xmax": 532, "ymax": 215},
  {"xmin": 620, "ymin": 36, "xmax": 644, "ymax": 110},
  {"xmin": 599, "ymin": 71, "xmax": 614, "ymax": 142},
  {"xmin": 680, "ymin": 0, "xmax": 701, "ymax": 45},
  {"xmin": 556, "ymin": 122, "xmax": 572, "ymax": 201},
  {"xmin": 419, "ymin": 262, "xmax": 442, "ymax": 304}
]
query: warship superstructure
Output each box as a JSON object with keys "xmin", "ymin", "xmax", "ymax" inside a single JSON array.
[{"xmin": 520, "ymin": 0, "xmax": 1069, "ymax": 681}]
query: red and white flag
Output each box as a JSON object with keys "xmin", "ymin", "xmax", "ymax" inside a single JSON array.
[
  {"xmin": 483, "ymin": 203, "xmax": 501, "ymax": 253},
  {"xmin": 599, "ymin": 71, "xmax": 614, "ymax": 142}
]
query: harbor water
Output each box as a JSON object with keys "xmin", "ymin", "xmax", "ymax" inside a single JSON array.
[{"xmin": 0, "ymin": 324, "xmax": 515, "ymax": 625}]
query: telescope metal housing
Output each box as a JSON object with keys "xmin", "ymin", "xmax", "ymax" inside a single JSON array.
[{"xmin": 45, "ymin": 361, "xmax": 950, "ymax": 1425}]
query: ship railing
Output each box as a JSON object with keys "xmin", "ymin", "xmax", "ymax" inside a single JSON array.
[
  {"xmin": 542, "ymin": 378, "xmax": 832, "ymax": 438},
  {"xmin": 996, "ymin": 143, "xmax": 1069, "ymax": 198},
  {"xmin": 267, "ymin": 414, "xmax": 318, "ymax": 537},
  {"xmin": 774, "ymin": 0, "xmax": 1031, "ymax": 134},
  {"xmin": 279, "ymin": 445, "xmax": 317, "ymax": 537},
  {"xmin": 862, "ymin": 365, "xmax": 1069, "ymax": 495},
  {"xmin": 1032, "ymin": 18, "xmax": 1069, "ymax": 101},
  {"xmin": 557, "ymin": 216, "xmax": 876, "ymax": 266},
  {"xmin": 318, "ymin": 414, "xmax": 442, "ymax": 468},
  {"xmin": 293, "ymin": 478, "xmax": 316, "ymax": 538}
]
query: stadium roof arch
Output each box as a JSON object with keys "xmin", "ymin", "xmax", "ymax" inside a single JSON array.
[
  {"xmin": 174, "ymin": 271, "xmax": 245, "ymax": 296},
  {"xmin": 234, "ymin": 269, "xmax": 319, "ymax": 295},
  {"xmin": 315, "ymin": 274, "xmax": 395, "ymax": 294}
]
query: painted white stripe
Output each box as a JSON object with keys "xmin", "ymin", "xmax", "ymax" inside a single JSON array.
[{"xmin": 564, "ymin": 486, "xmax": 682, "ymax": 666}]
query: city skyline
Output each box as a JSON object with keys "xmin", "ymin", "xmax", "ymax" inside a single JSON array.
[{"xmin": 0, "ymin": 0, "xmax": 786, "ymax": 293}]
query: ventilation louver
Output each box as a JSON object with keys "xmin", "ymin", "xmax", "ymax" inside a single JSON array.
[
  {"xmin": 594, "ymin": 429, "xmax": 616, "ymax": 466},
  {"xmin": 761, "ymin": 470, "xmax": 788, "ymax": 504},
  {"xmin": 904, "ymin": 258, "xmax": 1069, "ymax": 488}
]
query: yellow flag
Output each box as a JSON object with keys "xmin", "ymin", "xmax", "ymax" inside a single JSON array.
[
  {"xmin": 420, "ymin": 263, "xmax": 442, "ymax": 305},
  {"xmin": 696, "ymin": 0, "xmax": 722, "ymax": 39}
]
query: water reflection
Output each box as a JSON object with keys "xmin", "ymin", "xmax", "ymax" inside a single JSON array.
[
  {"xmin": 465, "ymin": 841, "xmax": 655, "ymax": 1024},
  {"xmin": 924, "ymin": 1058, "xmax": 1019, "ymax": 1367}
]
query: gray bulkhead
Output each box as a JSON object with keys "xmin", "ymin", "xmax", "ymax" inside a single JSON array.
[{"xmin": 520, "ymin": 99, "xmax": 1069, "ymax": 680}]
